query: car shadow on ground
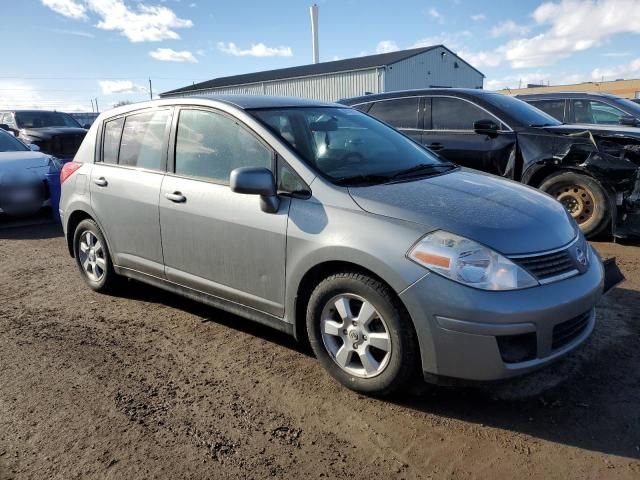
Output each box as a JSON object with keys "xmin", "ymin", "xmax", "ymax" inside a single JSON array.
[
  {"xmin": 0, "ymin": 212, "xmax": 62, "ymax": 240},
  {"xmin": 116, "ymin": 276, "xmax": 640, "ymax": 460}
]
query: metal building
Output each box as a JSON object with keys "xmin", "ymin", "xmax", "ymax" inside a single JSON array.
[{"xmin": 160, "ymin": 45, "xmax": 484, "ymax": 101}]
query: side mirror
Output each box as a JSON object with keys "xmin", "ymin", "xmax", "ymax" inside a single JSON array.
[
  {"xmin": 474, "ymin": 119, "xmax": 500, "ymax": 137},
  {"xmin": 29, "ymin": 143, "xmax": 40, "ymax": 152},
  {"xmin": 619, "ymin": 115, "xmax": 639, "ymax": 127},
  {"xmin": 230, "ymin": 167, "xmax": 280, "ymax": 214}
]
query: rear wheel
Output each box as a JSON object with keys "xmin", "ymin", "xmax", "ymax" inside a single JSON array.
[
  {"xmin": 539, "ymin": 171, "xmax": 610, "ymax": 237},
  {"xmin": 306, "ymin": 272, "xmax": 419, "ymax": 396},
  {"xmin": 73, "ymin": 219, "xmax": 120, "ymax": 292}
]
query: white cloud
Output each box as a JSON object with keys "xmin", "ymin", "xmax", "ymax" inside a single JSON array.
[
  {"xmin": 375, "ymin": 40, "xmax": 399, "ymax": 54},
  {"xmin": 458, "ymin": 49, "xmax": 503, "ymax": 68},
  {"xmin": 41, "ymin": 0, "xmax": 87, "ymax": 19},
  {"xmin": 471, "ymin": 13, "xmax": 486, "ymax": 22},
  {"xmin": 490, "ymin": 20, "xmax": 530, "ymax": 37},
  {"xmin": 49, "ymin": 28, "xmax": 95, "ymax": 38},
  {"xmin": 592, "ymin": 57, "xmax": 640, "ymax": 80},
  {"xmin": 86, "ymin": 0, "xmax": 192, "ymax": 42},
  {"xmin": 485, "ymin": 72, "xmax": 552, "ymax": 91},
  {"xmin": 412, "ymin": 31, "xmax": 471, "ymax": 51},
  {"xmin": 149, "ymin": 47, "xmax": 198, "ymax": 62},
  {"xmin": 601, "ymin": 51, "xmax": 633, "ymax": 57},
  {"xmin": 502, "ymin": 0, "xmax": 640, "ymax": 68},
  {"xmin": 217, "ymin": 42, "xmax": 293, "ymax": 57},
  {"xmin": 98, "ymin": 80, "xmax": 146, "ymax": 95},
  {"xmin": 428, "ymin": 7, "xmax": 444, "ymax": 24},
  {"xmin": 0, "ymin": 80, "xmax": 89, "ymax": 111}
]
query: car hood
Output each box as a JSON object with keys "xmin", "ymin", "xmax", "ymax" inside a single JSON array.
[
  {"xmin": 348, "ymin": 169, "xmax": 577, "ymax": 255},
  {"xmin": 21, "ymin": 126, "xmax": 87, "ymax": 139},
  {"xmin": 0, "ymin": 151, "xmax": 52, "ymax": 170},
  {"xmin": 541, "ymin": 124, "xmax": 640, "ymax": 139}
]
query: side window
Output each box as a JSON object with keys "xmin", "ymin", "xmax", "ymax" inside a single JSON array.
[
  {"xmin": 119, "ymin": 110, "xmax": 170, "ymax": 170},
  {"xmin": 277, "ymin": 156, "xmax": 309, "ymax": 197},
  {"xmin": 4, "ymin": 113, "xmax": 16, "ymax": 128},
  {"xmin": 175, "ymin": 109, "xmax": 272, "ymax": 183},
  {"xmin": 529, "ymin": 100, "xmax": 565, "ymax": 121},
  {"xmin": 102, "ymin": 117, "xmax": 124, "ymax": 164},
  {"xmin": 352, "ymin": 103, "xmax": 372, "ymax": 113},
  {"xmin": 367, "ymin": 98, "xmax": 419, "ymax": 129},
  {"xmin": 572, "ymin": 100, "xmax": 625, "ymax": 125},
  {"xmin": 431, "ymin": 97, "xmax": 497, "ymax": 131}
]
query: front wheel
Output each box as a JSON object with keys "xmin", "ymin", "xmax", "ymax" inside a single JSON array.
[
  {"xmin": 539, "ymin": 171, "xmax": 610, "ymax": 237},
  {"xmin": 306, "ymin": 272, "xmax": 419, "ymax": 396}
]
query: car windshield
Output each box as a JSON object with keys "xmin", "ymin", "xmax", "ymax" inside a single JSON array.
[
  {"xmin": 485, "ymin": 94, "xmax": 562, "ymax": 127},
  {"xmin": 614, "ymin": 97, "xmax": 640, "ymax": 117},
  {"xmin": 0, "ymin": 130, "xmax": 29, "ymax": 152},
  {"xmin": 250, "ymin": 107, "xmax": 453, "ymax": 186},
  {"xmin": 15, "ymin": 111, "xmax": 82, "ymax": 129}
]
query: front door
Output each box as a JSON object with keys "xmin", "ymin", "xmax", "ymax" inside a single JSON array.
[
  {"xmin": 90, "ymin": 108, "xmax": 172, "ymax": 277},
  {"xmin": 422, "ymin": 96, "xmax": 517, "ymax": 177},
  {"xmin": 159, "ymin": 107, "xmax": 289, "ymax": 317}
]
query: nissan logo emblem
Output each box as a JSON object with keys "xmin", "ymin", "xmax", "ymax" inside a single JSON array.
[{"xmin": 576, "ymin": 247, "xmax": 587, "ymax": 266}]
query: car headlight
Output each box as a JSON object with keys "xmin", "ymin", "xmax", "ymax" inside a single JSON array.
[{"xmin": 407, "ymin": 230, "xmax": 538, "ymax": 291}]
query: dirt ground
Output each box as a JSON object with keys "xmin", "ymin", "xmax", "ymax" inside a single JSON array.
[{"xmin": 0, "ymin": 219, "xmax": 638, "ymax": 480}]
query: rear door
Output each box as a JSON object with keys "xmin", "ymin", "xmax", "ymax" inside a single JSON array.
[
  {"xmin": 159, "ymin": 107, "xmax": 289, "ymax": 317},
  {"xmin": 90, "ymin": 107, "xmax": 172, "ymax": 277},
  {"xmin": 365, "ymin": 97, "xmax": 423, "ymax": 143},
  {"xmin": 421, "ymin": 96, "xmax": 517, "ymax": 176}
]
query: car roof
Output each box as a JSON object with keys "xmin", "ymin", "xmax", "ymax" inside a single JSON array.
[
  {"xmin": 514, "ymin": 92, "xmax": 620, "ymax": 100},
  {"xmin": 339, "ymin": 88, "xmax": 491, "ymax": 105}
]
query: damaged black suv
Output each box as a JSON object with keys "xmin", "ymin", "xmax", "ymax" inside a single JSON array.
[
  {"xmin": 340, "ymin": 89, "xmax": 640, "ymax": 238},
  {"xmin": 0, "ymin": 110, "xmax": 87, "ymax": 162}
]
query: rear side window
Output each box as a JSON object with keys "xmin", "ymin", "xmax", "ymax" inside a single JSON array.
[
  {"xmin": 102, "ymin": 117, "xmax": 124, "ymax": 164},
  {"xmin": 431, "ymin": 97, "xmax": 495, "ymax": 130},
  {"xmin": 367, "ymin": 98, "xmax": 419, "ymax": 129},
  {"xmin": 529, "ymin": 100, "xmax": 565, "ymax": 121},
  {"xmin": 119, "ymin": 110, "xmax": 170, "ymax": 170},
  {"xmin": 174, "ymin": 109, "xmax": 272, "ymax": 183}
]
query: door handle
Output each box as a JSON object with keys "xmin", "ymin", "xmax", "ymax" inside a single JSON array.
[
  {"xmin": 165, "ymin": 192, "xmax": 186, "ymax": 203},
  {"xmin": 94, "ymin": 177, "xmax": 108, "ymax": 187},
  {"xmin": 428, "ymin": 143, "xmax": 444, "ymax": 151}
]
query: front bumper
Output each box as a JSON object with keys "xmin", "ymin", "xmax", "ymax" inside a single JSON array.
[{"xmin": 399, "ymin": 246, "xmax": 605, "ymax": 382}]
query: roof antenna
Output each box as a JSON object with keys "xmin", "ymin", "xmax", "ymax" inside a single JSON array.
[{"xmin": 310, "ymin": 4, "xmax": 319, "ymax": 64}]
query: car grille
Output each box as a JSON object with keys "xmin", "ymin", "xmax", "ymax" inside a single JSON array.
[
  {"xmin": 552, "ymin": 311, "xmax": 591, "ymax": 350},
  {"xmin": 511, "ymin": 248, "xmax": 577, "ymax": 282}
]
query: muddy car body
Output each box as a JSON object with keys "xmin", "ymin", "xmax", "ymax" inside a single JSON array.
[
  {"xmin": 0, "ymin": 110, "xmax": 87, "ymax": 163},
  {"xmin": 340, "ymin": 89, "xmax": 640, "ymax": 238}
]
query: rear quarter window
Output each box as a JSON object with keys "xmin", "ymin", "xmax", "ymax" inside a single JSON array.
[{"xmin": 102, "ymin": 117, "xmax": 124, "ymax": 164}]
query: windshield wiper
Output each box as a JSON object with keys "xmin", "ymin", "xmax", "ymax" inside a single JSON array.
[
  {"xmin": 333, "ymin": 173, "xmax": 393, "ymax": 186},
  {"xmin": 390, "ymin": 163, "xmax": 457, "ymax": 180}
]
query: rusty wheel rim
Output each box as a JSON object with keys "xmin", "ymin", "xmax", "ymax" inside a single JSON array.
[{"xmin": 549, "ymin": 184, "xmax": 596, "ymax": 226}]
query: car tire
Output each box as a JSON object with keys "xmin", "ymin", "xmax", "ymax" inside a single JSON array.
[
  {"xmin": 73, "ymin": 219, "xmax": 120, "ymax": 293},
  {"xmin": 306, "ymin": 272, "xmax": 419, "ymax": 396},
  {"xmin": 539, "ymin": 171, "xmax": 610, "ymax": 238}
]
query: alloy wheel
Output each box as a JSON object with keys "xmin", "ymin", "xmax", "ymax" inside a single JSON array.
[
  {"xmin": 78, "ymin": 231, "xmax": 106, "ymax": 282},
  {"xmin": 320, "ymin": 293, "xmax": 392, "ymax": 378}
]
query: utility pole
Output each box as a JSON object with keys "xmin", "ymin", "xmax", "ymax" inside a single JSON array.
[
  {"xmin": 90, "ymin": 99, "xmax": 95, "ymax": 113},
  {"xmin": 95, "ymin": 97, "xmax": 99, "ymax": 113},
  {"xmin": 148, "ymin": 78, "xmax": 153, "ymax": 100}
]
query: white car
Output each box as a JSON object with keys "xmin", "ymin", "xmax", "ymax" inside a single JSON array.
[{"xmin": 0, "ymin": 128, "xmax": 60, "ymax": 216}]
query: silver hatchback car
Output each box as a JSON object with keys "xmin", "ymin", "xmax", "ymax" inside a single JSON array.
[{"xmin": 60, "ymin": 96, "xmax": 604, "ymax": 395}]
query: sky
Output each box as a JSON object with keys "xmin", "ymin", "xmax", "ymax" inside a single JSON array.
[{"xmin": 1, "ymin": 0, "xmax": 640, "ymax": 112}]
